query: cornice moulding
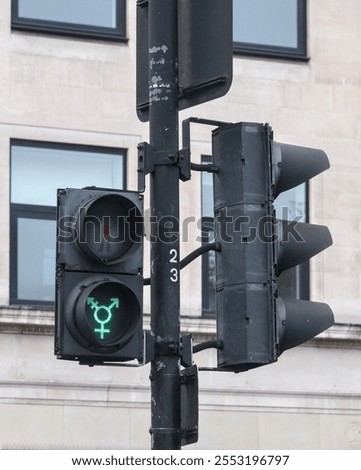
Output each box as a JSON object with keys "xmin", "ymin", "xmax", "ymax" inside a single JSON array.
[{"xmin": 0, "ymin": 306, "xmax": 360, "ymax": 349}]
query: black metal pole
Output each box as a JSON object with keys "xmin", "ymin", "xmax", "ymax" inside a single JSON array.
[{"xmin": 148, "ymin": 0, "xmax": 181, "ymax": 450}]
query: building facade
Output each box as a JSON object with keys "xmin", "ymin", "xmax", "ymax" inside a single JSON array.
[{"xmin": 0, "ymin": 0, "xmax": 360, "ymax": 449}]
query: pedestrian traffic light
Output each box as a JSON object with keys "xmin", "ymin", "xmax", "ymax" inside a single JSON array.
[
  {"xmin": 55, "ymin": 187, "xmax": 144, "ymax": 365},
  {"xmin": 212, "ymin": 122, "xmax": 334, "ymax": 372}
]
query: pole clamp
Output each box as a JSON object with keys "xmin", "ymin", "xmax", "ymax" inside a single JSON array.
[
  {"xmin": 154, "ymin": 339, "xmax": 180, "ymax": 357},
  {"xmin": 137, "ymin": 142, "xmax": 191, "ymax": 192},
  {"xmin": 145, "ymin": 335, "xmax": 193, "ymax": 367}
]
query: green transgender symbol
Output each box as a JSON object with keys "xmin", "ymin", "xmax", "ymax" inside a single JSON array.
[{"xmin": 87, "ymin": 297, "xmax": 120, "ymax": 340}]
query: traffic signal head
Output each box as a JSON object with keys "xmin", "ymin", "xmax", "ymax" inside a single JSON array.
[
  {"xmin": 75, "ymin": 193, "xmax": 142, "ymax": 265},
  {"xmin": 212, "ymin": 122, "xmax": 334, "ymax": 372},
  {"xmin": 272, "ymin": 141, "xmax": 330, "ymax": 196},
  {"xmin": 55, "ymin": 188, "xmax": 144, "ymax": 365},
  {"xmin": 57, "ymin": 189, "xmax": 143, "ymax": 273}
]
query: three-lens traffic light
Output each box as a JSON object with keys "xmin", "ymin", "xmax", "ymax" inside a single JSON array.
[
  {"xmin": 55, "ymin": 188, "xmax": 144, "ymax": 365},
  {"xmin": 212, "ymin": 122, "xmax": 334, "ymax": 372}
]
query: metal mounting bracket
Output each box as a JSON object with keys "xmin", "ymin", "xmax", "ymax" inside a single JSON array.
[{"xmin": 137, "ymin": 142, "xmax": 191, "ymax": 192}]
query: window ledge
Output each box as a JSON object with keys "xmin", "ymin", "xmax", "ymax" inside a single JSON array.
[
  {"xmin": 0, "ymin": 306, "xmax": 359, "ymax": 350},
  {"xmin": 0, "ymin": 306, "xmax": 54, "ymax": 335}
]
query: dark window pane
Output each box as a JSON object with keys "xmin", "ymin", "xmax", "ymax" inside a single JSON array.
[
  {"xmin": 274, "ymin": 184, "xmax": 306, "ymax": 223},
  {"xmin": 201, "ymin": 157, "xmax": 216, "ymax": 314},
  {"xmin": 233, "ymin": 0, "xmax": 298, "ymax": 48},
  {"xmin": 233, "ymin": 0, "xmax": 307, "ymax": 59},
  {"xmin": 201, "ymin": 218, "xmax": 216, "ymax": 314},
  {"xmin": 11, "ymin": 143, "xmax": 124, "ymax": 206},
  {"xmin": 201, "ymin": 167, "xmax": 214, "ymax": 218},
  {"xmin": 12, "ymin": 0, "xmax": 126, "ymax": 41},
  {"xmin": 17, "ymin": 218, "xmax": 56, "ymax": 302},
  {"xmin": 18, "ymin": 0, "xmax": 117, "ymax": 28},
  {"xmin": 274, "ymin": 183, "xmax": 309, "ymax": 300}
]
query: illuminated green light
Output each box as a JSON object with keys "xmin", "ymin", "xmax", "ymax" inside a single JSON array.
[
  {"xmin": 87, "ymin": 296, "xmax": 120, "ymax": 340},
  {"xmin": 72, "ymin": 280, "xmax": 141, "ymax": 351}
]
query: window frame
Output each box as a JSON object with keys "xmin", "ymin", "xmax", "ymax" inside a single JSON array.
[
  {"xmin": 11, "ymin": 0, "xmax": 127, "ymax": 42},
  {"xmin": 10, "ymin": 139, "xmax": 127, "ymax": 307},
  {"xmin": 233, "ymin": 0, "xmax": 308, "ymax": 61}
]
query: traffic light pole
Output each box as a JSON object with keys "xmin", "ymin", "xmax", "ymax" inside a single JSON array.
[{"xmin": 148, "ymin": 0, "xmax": 181, "ymax": 450}]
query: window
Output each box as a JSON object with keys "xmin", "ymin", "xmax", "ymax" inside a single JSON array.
[
  {"xmin": 274, "ymin": 183, "xmax": 309, "ymax": 300},
  {"xmin": 233, "ymin": 0, "xmax": 307, "ymax": 60},
  {"xmin": 10, "ymin": 140, "xmax": 126, "ymax": 306},
  {"xmin": 201, "ymin": 155, "xmax": 308, "ymax": 314},
  {"xmin": 11, "ymin": 0, "xmax": 126, "ymax": 41},
  {"xmin": 201, "ymin": 157, "xmax": 216, "ymax": 315}
]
